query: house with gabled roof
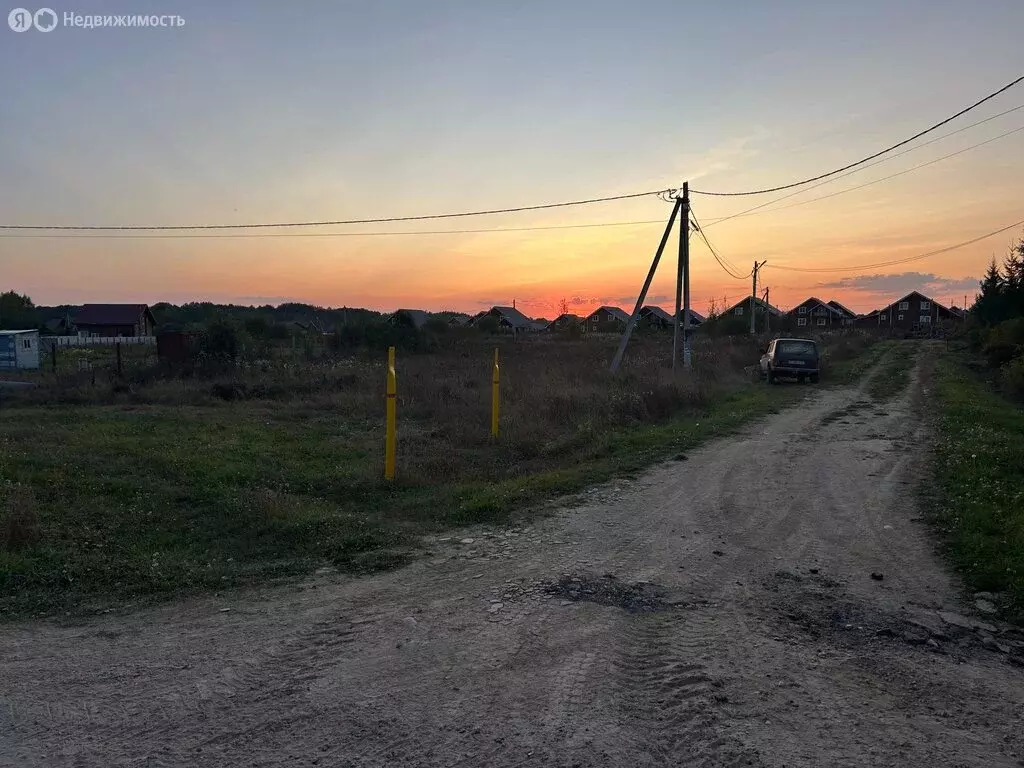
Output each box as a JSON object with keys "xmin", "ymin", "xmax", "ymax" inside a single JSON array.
[
  {"xmin": 827, "ymin": 300, "xmax": 857, "ymax": 322},
  {"xmin": 472, "ymin": 305, "xmax": 537, "ymax": 332},
  {"xmin": 388, "ymin": 309, "xmax": 432, "ymax": 330},
  {"xmin": 877, "ymin": 291, "xmax": 959, "ymax": 335},
  {"xmin": 74, "ymin": 304, "xmax": 156, "ymax": 338},
  {"xmin": 679, "ymin": 308, "xmax": 705, "ymax": 326},
  {"xmin": 640, "ymin": 305, "xmax": 673, "ymax": 329},
  {"xmin": 721, "ymin": 297, "xmax": 784, "ymax": 320},
  {"xmin": 584, "ymin": 305, "xmax": 630, "ymax": 333},
  {"xmin": 789, "ymin": 297, "xmax": 846, "ymax": 329},
  {"xmin": 547, "ymin": 313, "xmax": 581, "ymax": 332}
]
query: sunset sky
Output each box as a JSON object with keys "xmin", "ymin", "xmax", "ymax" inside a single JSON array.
[{"xmin": 2, "ymin": 0, "xmax": 1022, "ymax": 317}]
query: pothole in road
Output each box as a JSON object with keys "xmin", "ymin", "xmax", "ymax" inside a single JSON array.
[
  {"xmin": 766, "ymin": 570, "xmax": 1024, "ymax": 664},
  {"xmin": 543, "ymin": 574, "xmax": 680, "ymax": 614}
]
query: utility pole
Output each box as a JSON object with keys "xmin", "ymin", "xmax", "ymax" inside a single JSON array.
[
  {"xmin": 750, "ymin": 260, "xmax": 767, "ymax": 335},
  {"xmin": 672, "ymin": 182, "xmax": 691, "ymax": 373},
  {"xmin": 762, "ymin": 287, "xmax": 770, "ymax": 334},
  {"xmin": 611, "ymin": 196, "xmax": 681, "ymax": 374}
]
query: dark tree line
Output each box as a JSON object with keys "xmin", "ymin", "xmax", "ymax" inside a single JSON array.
[
  {"xmin": 972, "ymin": 234, "xmax": 1024, "ymax": 326},
  {"xmin": 970, "ymin": 231, "xmax": 1024, "ymax": 397}
]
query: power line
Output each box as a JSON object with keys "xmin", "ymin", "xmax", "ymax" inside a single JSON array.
[
  {"xmin": 0, "ymin": 188, "xmax": 672, "ymax": 232},
  {"xmin": 689, "ymin": 211, "xmax": 751, "ymax": 280},
  {"xmin": 0, "ymin": 217, "xmax": 669, "ymax": 239},
  {"xmin": 702, "ymin": 104, "xmax": 1024, "ymax": 228},
  {"xmin": 766, "ymin": 217, "xmax": 1024, "ymax": 273},
  {"xmin": 10, "ymin": 118, "xmax": 1017, "ymax": 242},
  {"xmin": 691, "ymin": 74, "xmax": 1024, "ymax": 197},
  {"xmin": 709, "ymin": 123, "xmax": 1024, "ymax": 225}
]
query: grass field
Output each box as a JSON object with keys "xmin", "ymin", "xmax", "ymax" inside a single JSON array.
[
  {"xmin": 931, "ymin": 347, "xmax": 1024, "ymax": 621},
  {"xmin": 0, "ymin": 332, "xmax": 876, "ymax": 617}
]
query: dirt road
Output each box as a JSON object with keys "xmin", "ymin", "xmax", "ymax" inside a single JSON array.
[{"xmin": 3, "ymin": 345, "xmax": 1024, "ymax": 767}]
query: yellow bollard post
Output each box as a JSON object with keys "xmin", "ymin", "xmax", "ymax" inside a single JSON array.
[
  {"xmin": 491, "ymin": 347, "xmax": 500, "ymax": 438},
  {"xmin": 384, "ymin": 346, "xmax": 397, "ymax": 480}
]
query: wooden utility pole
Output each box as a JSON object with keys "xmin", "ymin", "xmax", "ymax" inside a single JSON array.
[
  {"xmin": 762, "ymin": 287, "xmax": 770, "ymax": 334},
  {"xmin": 611, "ymin": 197, "xmax": 681, "ymax": 374},
  {"xmin": 672, "ymin": 183, "xmax": 691, "ymax": 373},
  {"xmin": 750, "ymin": 260, "xmax": 767, "ymax": 335}
]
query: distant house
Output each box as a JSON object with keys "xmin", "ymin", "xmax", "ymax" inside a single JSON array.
[
  {"xmin": 547, "ymin": 313, "xmax": 581, "ymax": 331},
  {"xmin": 789, "ymin": 297, "xmax": 846, "ymax": 329},
  {"xmin": 0, "ymin": 329, "xmax": 40, "ymax": 370},
  {"xmin": 74, "ymin": 304, "xmax": 156, "ymax": 338},
  {"xmin": 476, "ymin": 305, "xmax": 536, "ymax": 332},
  {"xmin": 43, "ymin": 315, "xmax": 74, "ymax": 335},
  {"xmin": 854, "ymin": 309, "xmax": 882, "ymax": 329},
  {"xmin": 388, "ymin": 309, "xmax": 431, "ymax": 330},
  {"xmin": 827, "ymin": 300, "xmax": 857, "ymax": 324},
  {"xmin": 585, "ymin": 306, "xmax": 630, "ymax": 333},
  {"xmin": 872, "ymin": 291, "xmax": 959, "ymax": 335},
  {"xmin": 679, "ymin": 308, "xmax": 705, "ymax": 327},
  {"xmin": 722, "ymin": 297, "xmax": 784, "ymax": 320},
  {"xmin": 443, "ymin": 313, "xmax": 472, "ymax": 327},
  {"xmin": 640, "ymin": 306, "xmax": 673, "ymax": 329}
]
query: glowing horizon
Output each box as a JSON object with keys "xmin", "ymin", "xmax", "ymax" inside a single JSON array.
[{"xmin": 2, "ymin": 1, "xmax": 1022, "ymax": 317}]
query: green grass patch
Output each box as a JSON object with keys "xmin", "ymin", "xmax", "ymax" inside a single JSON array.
[
  {"xmin": 931, "ymin": 350, "xmax": 1024, "ymax": 621},
  {"xmin": 0, "ymin": 340, "xmax": 877, "ymax": 618},
  {"xmin": 826, "ymin": 339, "xmax": 893, "ymax": 386},
  {"xmin": 865, "ymin": 341, "xmax": 918, "ymax": 401}
]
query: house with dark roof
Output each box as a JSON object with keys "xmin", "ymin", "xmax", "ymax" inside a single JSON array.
[
  {"xmin": 546, "ymin": 313, "xmax": 581, "ymax": 332},
  {"xmin": 388, "ymin": 309, "xmax": 432, "ymax": 330},
  {"xmin": 640, "ymin": 306, "xmax": 672, "ymax": 329},
  {"xmin": 679, "ymin": 308, "xmax": 706, "ymax": 326},
  {"xmin": 584, "ymin": 306, "xmax": 630, "ymax": 333},
  {"xmin": 789, "ymin": 297, "xmax": 846, "ymax": 329},
  {"xmin": 721, "ymin": 297, "xmax": 784, "ymax": 320},
  {"xmin": 473, "ymin": 305, "xmax": 537, "ymax": 332},
  {"xmin": 827, "ymin": 300, "xmax": 857, "ymax": 323},
  {"xmin": 876, "ymin": 291, "xmax": 959, "ymax": 335},
  {"xmin": 74, "ymin": 304, "xmax": 156, "ymax": 338}
]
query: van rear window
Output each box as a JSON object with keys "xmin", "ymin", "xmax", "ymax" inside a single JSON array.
[{"xmin": 777, "ymin": 341, "xmax": 816, "ymax": 356}]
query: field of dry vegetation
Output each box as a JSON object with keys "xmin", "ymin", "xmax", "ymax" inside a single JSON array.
[{"xmin": 0, "ymin": 332, "xmax": 875, "ymax": 616}]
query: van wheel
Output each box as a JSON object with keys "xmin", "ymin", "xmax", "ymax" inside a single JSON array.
[
  {"xmin": 768, "ymin": 369, "xmax": 777, "ymax": 385},
  {"xmin": 810, "ymin": 374, "xmax": 819, "ymax": 384}
]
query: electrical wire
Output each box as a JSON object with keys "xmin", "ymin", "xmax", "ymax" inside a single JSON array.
[
  {"xmin": 0, "ymin": 188, "xmax": 673, "ymax": 232},
  {"xmin": 702, "ymin": 104, "xmax": 1024, "ymax": 228},
  {"xmin": 691, "ymin": 74, "xmax": 1024, "ymax": 197},
  {"xmin": 691, "ymin": 212, "xmax": 748, "ymax": 277},
  {"xmin": 20, "ymin": 104, "xmax": 1014, "ymax": 240},
  {"xmin": 689, "ymin": 211, "xmax": 752, "ymax": 280},
  {"xmin": 706, "ymin": 123, "xmax": 1024, "ymax": 227},
  {"xmin": 766, "ymin": 217, "xmax": 1024, "ymax": 273},
  {"xmin": 0, "ymin": 218, "xmax": 669, "ymax": 239}
]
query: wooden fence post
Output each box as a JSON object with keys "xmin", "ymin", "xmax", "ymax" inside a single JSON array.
[
  {"xmin": 384, "ymin": 346, "xmax": 397, "ymax": 480},
  {"xmin": 491, "ymin": 348, "xmax": 500, "ymax": 438}
]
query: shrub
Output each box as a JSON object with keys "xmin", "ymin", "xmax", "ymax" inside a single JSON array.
[
  {"xmin": 1000, "ymin": 356, "xmax": 1024, "ymax": 400},
  {"xmin": 197, "ymin": 317, "xmax": 245, "ymax": 363},
  {"xmin": 982, "ymin": 318, "xmax": 1024, "ymax": 368}
]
